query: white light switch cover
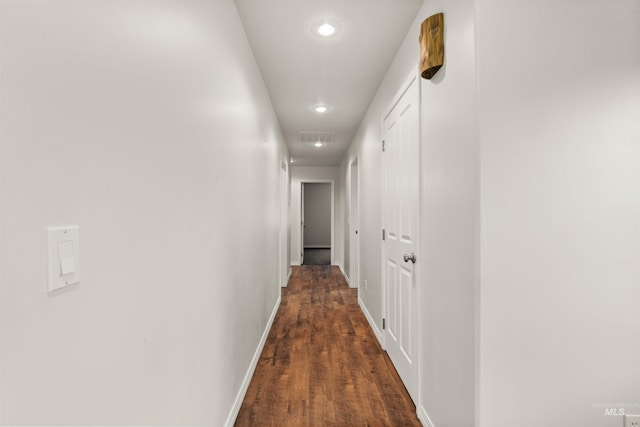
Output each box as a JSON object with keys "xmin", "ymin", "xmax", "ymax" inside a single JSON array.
[{"xmin": 46, "ymin": 226, "xmax": 80, "ymax": 292}]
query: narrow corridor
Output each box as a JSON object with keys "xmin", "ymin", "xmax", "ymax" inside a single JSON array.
[{"xmin": 235, "ymin": 266, "xmax": 420, "ymax": 426}]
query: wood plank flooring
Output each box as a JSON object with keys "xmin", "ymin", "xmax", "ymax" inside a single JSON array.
[{"xmin": 235, "ymin": 265, "xmax": 421, "ymax": 426}]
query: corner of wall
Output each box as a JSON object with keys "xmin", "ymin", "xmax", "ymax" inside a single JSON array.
[
  {"xmin": 224, "ymin": 294, "xmax": 281, "ymax": 427},
  {"xmin": 358, "ymin": 294, "xmax": 383, "ymax": 347}
]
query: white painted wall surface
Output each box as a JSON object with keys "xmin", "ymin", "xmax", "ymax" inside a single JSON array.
[
  {"xmin": 477, "ymin": 1, "xmax": 640, "ymax": 426},
  {"xmin": 290, "ymin": 166, "xmax": 343, "ymax": 267},
  {"xmin": 341, "ymin": 1, "xmax": 477, "ymax": 425},
  {"xmin": 303, "ymin": 183, "xmax": 332, "ymax": 248},
  {"xmin": 0, "ymin": 1, "xmax": 288, "ymax": 425},
  {"xmin": 415, "ymin": 1, "xmax": 478, "ymax": 425},
  {"xmin": 343, "ymin": 0, "xmax": 639, "ymax": 426}
]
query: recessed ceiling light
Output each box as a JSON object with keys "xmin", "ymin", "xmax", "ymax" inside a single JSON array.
[
  {"xmin": 314, "ymin": 142, "xmax": 323, "ymax": 147},
  {"xmin": 317, "ymin": 23, "xmax": 335, "ymax": 36},
  {"xmin": 313, "ymin": 105, "xmax": 328, "ymax": 113},
  {"xmin": 311, "ymin": 19, "xmax": 341, "ymax": 38}
]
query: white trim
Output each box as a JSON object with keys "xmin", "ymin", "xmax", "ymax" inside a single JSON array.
[
  {"xmin": 348, "ymin": 157, "xmax": 360, "ymax": 291},
  {"xmin": 338, "ymin": 264, "xmax": 350, "ymax": 286},
  {"xmin": 224, "ymin": 294, "xmax": 281, "ymax": 427},
  {"xmin": 415, "ymin": 71, "xmax": 424, "ymax": 419},
  {"xmin": 279, "ymin": 156, "xmax": 290, "ymax": 297},
  {"xmin": 358, "ymin": 295, "xmax": 384, "ymax": 347},
  {"xmin": 281, "ymin": 267, "xmax": 292, "ymax": 288},
  {"xmin": 418, "ymin": 405, "xmax": 434, "ymax": 427},
  {"xmin": 383, "ymin": 72, "xmax": 418, "ymax": 122},
  {"xmin": 290, "ymin": 261, "xmax": 301, "ymax": 266}
]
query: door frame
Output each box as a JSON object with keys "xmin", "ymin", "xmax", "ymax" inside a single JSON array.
[
  {"xmin": 349, "ymin": 158, "xmax": 360, "ymax": 289},
  {"xmin": 380, "ymin": 69, "xmax": 422, "ymax": 405},
  {"xmin": 279, "ymin": 160, "xmax": 290, "ymax": 287},
  {"xmin": 300, "ymin": 180, "xmax": 335, "ymax": 265}
]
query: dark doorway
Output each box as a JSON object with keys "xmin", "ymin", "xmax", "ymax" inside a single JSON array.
[
  {"xmin": 302, "ymin": 248, "xmax": 331, "ymax": 265},
  {"xmin": 301, "ymin": 182, "xmax": 332, "ymax": 265}
]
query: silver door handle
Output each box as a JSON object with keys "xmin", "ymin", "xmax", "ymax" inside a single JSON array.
[{"xmin": 403, "ymin": 252, "xmax": 417, "ymax": 264}]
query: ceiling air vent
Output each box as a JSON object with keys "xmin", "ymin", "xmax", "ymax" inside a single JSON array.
[{"xmin": 298, "ymin": 131, "xmax": 334, "ymax": 144}]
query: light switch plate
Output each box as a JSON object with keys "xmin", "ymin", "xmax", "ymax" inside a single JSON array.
[{"xmin": 46, "ymin": 226, "xmax": 80, "ymax": 292}]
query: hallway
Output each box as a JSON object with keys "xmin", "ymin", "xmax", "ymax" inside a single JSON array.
[
  {"xmin": 235, "ymin": 266, "xmax": 420, "ymax": 426},
  {"xmin": 1, "ymin": 0, "xmax": 639, "ymax": 425}
]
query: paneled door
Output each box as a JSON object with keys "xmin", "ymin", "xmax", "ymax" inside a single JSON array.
[{"xmin": 382, "ymin": 73, "xmax": 420, "ymax": 403}]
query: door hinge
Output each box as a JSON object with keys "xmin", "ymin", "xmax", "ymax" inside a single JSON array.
[
  {"xmin": 382, "ymin": 229, "xmax": 386, "ymax": 240},
  {"xmin": 382, "ymin": 318, "xmax": 386, "ymax": 329},
  {"xmin": 382, "ymin": 140, "xmax": 386, "ymax": 152}
]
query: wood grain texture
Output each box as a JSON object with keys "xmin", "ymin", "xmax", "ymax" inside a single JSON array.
[
  {"xmin": 419, "ymin": 12, "xmax": 444, "ymax": 80},
  {"xmin": 235, "ymin": 265, "xmax": 421, "ymax": 427}
]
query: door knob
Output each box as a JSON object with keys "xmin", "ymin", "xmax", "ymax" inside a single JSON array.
[{"xmin": 403, "ymin": 252, "xmax": 417, "ymax": 264}]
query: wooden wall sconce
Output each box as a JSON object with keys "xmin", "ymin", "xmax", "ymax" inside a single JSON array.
[{"xmin": 419, "ymin": 13, "xmax": 444, "ymax": 79}]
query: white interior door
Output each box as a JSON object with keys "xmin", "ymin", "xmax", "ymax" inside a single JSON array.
[
  {"xmin": 349, "ymin": 160, "xmax": 360, "ymax": 288},
  {"xmin": 382, "ymin": 74, "xmax": 420, "ymax": 402}
]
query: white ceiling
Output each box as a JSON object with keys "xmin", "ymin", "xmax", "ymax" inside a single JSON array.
[{"xmin": 234, "ymin": 0, "xmax": 424, "ymax": 166}]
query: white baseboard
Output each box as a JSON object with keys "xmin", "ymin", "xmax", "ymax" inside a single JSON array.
[
  {"xmin": 224, "ymin": 294, "xmax": 281, "ymax": 427},
  {"xmin": 281, "ymin": 268, "xmax": 292, "ymax": 287},
  {"xmin": 418, "ymin": 405, "xmax": 434, "ymax": 427},
  {"xmin": 358, "ymin": 295, "xmax": 384, "ymax": 347},
  {"xmin": 338, "ymin": 264, "xmax": 351, "ymax": 286}
]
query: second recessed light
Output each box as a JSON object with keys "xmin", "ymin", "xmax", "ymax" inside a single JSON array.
[{"xmin": 314, "ymin": 105, "xmax": 328, "ymax": 113}]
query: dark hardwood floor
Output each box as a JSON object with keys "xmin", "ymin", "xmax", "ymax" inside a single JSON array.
[{"xmin": 235, "ymin": 265, "xmax": 421, "ymax": 426}]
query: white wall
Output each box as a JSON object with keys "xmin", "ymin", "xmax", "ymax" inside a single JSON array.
[
  {"xmin": 417, "ymin": 1, "xmax": 478, "ymax": 425},
  {"xmin": 340, "ymin": 0, "xmax": 477, "ymax": 425},
  {"xmin": 290, "ymin": 166, "xmax": 343, "ymax": 267},
  {"xmin": 343, "ymin": 0, "xmax": 640, "ymax": 426},
  {"xmin": 477, "ymin": 1, "xmax": 640, "ymax": 426},
  {"xmin": 0, "ymin": 1, "xmax": 288, "ymax": 425},
  {"xmin": 303, "ymin": 183, "xmax": 332, "ymax": 248}
]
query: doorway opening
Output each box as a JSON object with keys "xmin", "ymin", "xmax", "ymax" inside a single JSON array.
[
  {"xmin": 301, "ymin": 181, "xmax": 334, "ymax": 265},
  {"xmin": 348, "ymin": 158, "xmax": 360, "ymax": 288},
  {"xmin": 279, "ymin": 160, "xmax": 290, "ymax": 286}
]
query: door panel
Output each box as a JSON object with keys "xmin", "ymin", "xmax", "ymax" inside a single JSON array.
[
  {"xmin": 387, "ymin": 259, "xmax": 398, "ymax": 341},
  {"xmin": 382, "ymin": 74, "xmax": 419, "ymax": 403},
  {"xmin": 400, "ymin": 265, "xmax": 413, "ymax": 360}
]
